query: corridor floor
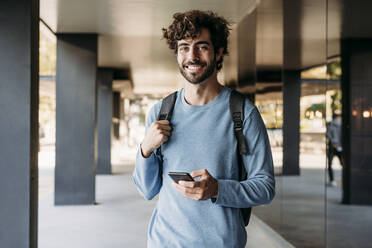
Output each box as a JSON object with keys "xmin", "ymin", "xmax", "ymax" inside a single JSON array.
[{"xmin": 38, "ymin": 165, "xmax": 292, "ymax": 248}]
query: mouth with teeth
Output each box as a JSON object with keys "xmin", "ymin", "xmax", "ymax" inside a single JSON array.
[
  {"xmin": 184, "ymin": 63, "xmax": 205, "ymax": 73},
  {"xmin": 179, "ymin": 58, "xmax": 215, "ymax": 84}
]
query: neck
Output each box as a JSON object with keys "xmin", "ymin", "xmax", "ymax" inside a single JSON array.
[{"xmin": 183, "ymin": 72, "xmax": 223, "ymax": 106}]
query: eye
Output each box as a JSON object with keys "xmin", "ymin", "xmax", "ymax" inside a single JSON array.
[
  {"xmin": 178, "ymin": 46, "xmax": 188, "ymax": 52},
  {"xmin": 199, "ymin": 46, "xmax": 208, "ymax": 51}
]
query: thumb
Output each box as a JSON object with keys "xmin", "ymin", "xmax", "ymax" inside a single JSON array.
[
  {"xmin": 190, "ymin": 169, "xmax": 209, "ymax": 179},
  {"xmin": 200, "ymin": 170, "xmax": 211, "ymax": 180}
]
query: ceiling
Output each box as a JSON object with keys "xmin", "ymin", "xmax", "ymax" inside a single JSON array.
[
  {"xmin": 40, "ymin": 0, "xmax": 371, "ymax": 95},
  {"xmin": 41, "ymin": 0, "xmax": 260, "ymax": 36},
  {"xmin": 40, "ymin": 0, "xmax": 260, "ymax": 95}
]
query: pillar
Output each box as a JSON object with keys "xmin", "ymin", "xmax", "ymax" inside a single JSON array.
[
  {"xmin": 282, "ymin": 0, "xmax": 302, "ymax": 175},
  {"xmin": 97, "ymin": 68, "xmax": 113, "ymax": 174},
  {"xmin": 0, "ymin": 0, "xmax": 39, "ymax": 246},
  {"xmin": 55, "ymin": 34, "xmax": 97, "ymax": 205},
  {"xmin": 112, "ymin": 92, "xmax": 121, "ymax": 140},
  {"xmin": 282, "ymin": 70, "xmax": 301, "ymax": 175}
]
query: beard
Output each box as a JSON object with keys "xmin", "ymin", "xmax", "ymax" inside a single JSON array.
[{"xmin": 178, "ymin": 55, "xmax": 217, "ymax": 84}]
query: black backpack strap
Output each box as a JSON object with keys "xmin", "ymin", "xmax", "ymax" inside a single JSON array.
[
  {"xmin": 230, "ymin": 90, "xmax": 249, "ymax": 155},
  {"xmin": 230, "ymin": 90, "xmax": 251, "ymax": 226},
  {"xmin": 156, "ymin": 91, "xmax": 178, "ymax": 156},
  {"xmin": 157, "ymin": 92, "xmax": 178, "ymax": 121}
]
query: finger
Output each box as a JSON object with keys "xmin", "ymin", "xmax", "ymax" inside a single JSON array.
[
  {"xmin": 190, "ymin": 169, "xmax": 209, "ymax": 178},
  {"xmin": 178, "ymin": 180, "xmax": 201, "ymax": 188},
  {"xmin": 161, "ymin": 135, "xmax": 169, "ymax": 143},
  {"xmin": 158, "ymin": 124, "xmax": 172, "ymax": 131},
  {"xmin": 157, "ymin": 120, "xmax": 170, "ymax": 125},
  {"xmin": 183, "ymin": 187, "xmax": 202, "ymax": 195},
  {"xmin": 154, "ymin": 123, "xmax": 171, "ymax": 131},
  {"xmin": 154, "ymin": 126, "xmax": 171, "ymax": 136},
  {"xmin": 172, "ymin": 182, "xmax": 178, "ymax": 188},
  {"xmin": 173, "ymin": 182, "xmax": 189, "ymax": 196},
  {"xmin": 173, "ymin": 183, "xmax": 207, "ymax": 201},
  {"xmin": 190, "ymin": 194, "xmax": 204, "ymax": 201},
  {"xmin": 179, "ymin": 179, "xmax": 207, "ymax": 190},
  {"xmin": 161, "ymin": 130, "xmax": 171, "ymax": 136},
  {"xmin": 173, "ymin": 182, "xmax": 188, "ymax": 196},
  {"xmin": 173, "ymin": 182, "xmax": 202, "ymax": 195},
  {"xmin": 200, "ymin": 172, "xmax": 210, "ymax": 180}
]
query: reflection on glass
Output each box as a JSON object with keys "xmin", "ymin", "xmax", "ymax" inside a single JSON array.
[
  {"xmin": 253, "ymin": 90, "xmax": 283, "ymax": 233},
  {"xmin": 362, "ymin": 111, "xmax": 370, "ymax": 118},
  {"xmin": 326, "ymin": 7, "xmax": 372, "ymax": 240},
  {"xmin": 253, "ymin": 0, "xmax": 327, "ymax": 246},
  {"xmin": 256, "ymin": 91, "xmax": 283, "ymax": 176}
]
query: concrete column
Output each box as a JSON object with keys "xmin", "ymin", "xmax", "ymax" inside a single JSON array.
[
  {"xmin": 282, "ymin": 70, "xmax": 301, "ymax": 175},
  {"xmin": 0, "ymin": 0, "xmax": 39, "ymax": 247},
  {"xmin": 282, "ymin": 0, "xmax": 302, "ymax": 175},
  {"xmin": 341, "ymin": 39, "xmax": 372, "ymax": 205},
  {"xmin": 112, "ymin": 92, "xmax": 121, "ymax": 140},
  {"xmin": 97, "ymin": 68, "xmax": 113, "ymax": 175},
  {"xmin": 55, "ymin": 34, "xmax": 97, "ymax": 205}
]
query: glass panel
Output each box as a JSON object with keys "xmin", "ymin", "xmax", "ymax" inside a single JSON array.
[
  {"xmin": 251, "ymin": 0, "xmax": 283, "ymax": 235},
  {"xmin": 255, "ymin": 0, "xmax": 327, "ymax": 247},
  {"xmin": 326, "ymin": 1, "xmax": 372, "ymax": 247},
  {"xmin": 281, "ymin": 0, "xmax": 327, "ymax": 245},
  {"xmin": 254, "ymin": 90, "xmax": 283, "ymax": 231}
]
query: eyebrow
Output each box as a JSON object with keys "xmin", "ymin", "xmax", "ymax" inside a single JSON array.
[
  {"xmin": 195, "ymin": 41, "xmax": 211, "ymax": 46},
  {"xmin": 178, "ymin": 42, "xmax": 189, "ymax": 47},
  {"xmin": 178, "ymin": 41, "xmax": 211, "ymax": 47}
]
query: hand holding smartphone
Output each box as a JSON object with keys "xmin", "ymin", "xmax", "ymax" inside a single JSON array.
[{"xmin": 168, "ymin": 172, "xmax": 194, "ymax": 184}]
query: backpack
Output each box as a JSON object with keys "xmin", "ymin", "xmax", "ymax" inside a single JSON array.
[{"xmin": 156, "ymin": 89, "xmax": 252, "ymax": 226}]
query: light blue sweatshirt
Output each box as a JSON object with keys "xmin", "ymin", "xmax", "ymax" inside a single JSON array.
[{"xmin": 133, "ymin": 87, "xmax": 275, "ymax": 248}]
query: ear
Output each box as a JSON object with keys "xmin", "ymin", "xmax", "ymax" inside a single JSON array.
[{"xmin": 216, "ymin": 47, "xmax": 224, "ymax": 61}]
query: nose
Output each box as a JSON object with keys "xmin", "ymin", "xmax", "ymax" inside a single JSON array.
[{"xmin": 189, "ymin": 46, "xmax": 200, "ymax": 62}]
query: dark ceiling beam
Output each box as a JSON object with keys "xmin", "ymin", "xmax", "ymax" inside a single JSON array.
[{"xmin": 256, "ymin": 69, "xmax": 282, "ymax": 83}]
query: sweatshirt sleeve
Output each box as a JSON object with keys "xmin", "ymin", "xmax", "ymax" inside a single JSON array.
[
  {"xmin": 132, "ymin": 104, "xmax": 163, "ymax": 201},
  {"xmin": 213, "ymin": 106, "xmax": 276, "ymax": 208}
]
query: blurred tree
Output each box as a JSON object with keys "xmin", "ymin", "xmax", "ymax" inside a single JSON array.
[
  {"xmin": 305, "ymin": 102, "xmax": 326, "ymax": 119},
  {"xmin": 331, "ymin": 90, "xmax": 342, "ymax": 115},
  {"xmin": 327, "ymin": 60, "xmax": 341, "ymax": 79}
]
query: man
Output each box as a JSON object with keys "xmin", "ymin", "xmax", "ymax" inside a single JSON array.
[
  {"xmin": 326, "ymin": 113, "xmax": 343, "ymax": 187},
  {"xmin": 133, "ymin": 10, "xmax": 275, "ymax": 247}
]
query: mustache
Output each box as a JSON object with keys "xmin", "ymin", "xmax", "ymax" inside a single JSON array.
[{"xmin": 183, "ymin": 61, "xmax": 206, "ymax": 67}]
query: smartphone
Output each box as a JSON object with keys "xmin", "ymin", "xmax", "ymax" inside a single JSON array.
[{"xmin": 168, "ymin": 172, "xmax": 194, "ymax": 183}]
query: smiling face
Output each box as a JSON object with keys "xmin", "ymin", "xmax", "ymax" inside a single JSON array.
[{"xmin": 177, "ymin": 28, "xmax": 221, "ymax": 84}]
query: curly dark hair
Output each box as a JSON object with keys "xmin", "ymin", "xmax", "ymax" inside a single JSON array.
[{"xmin": 162, "ymin": 10, "xmax": 231, "ymax": 71}]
